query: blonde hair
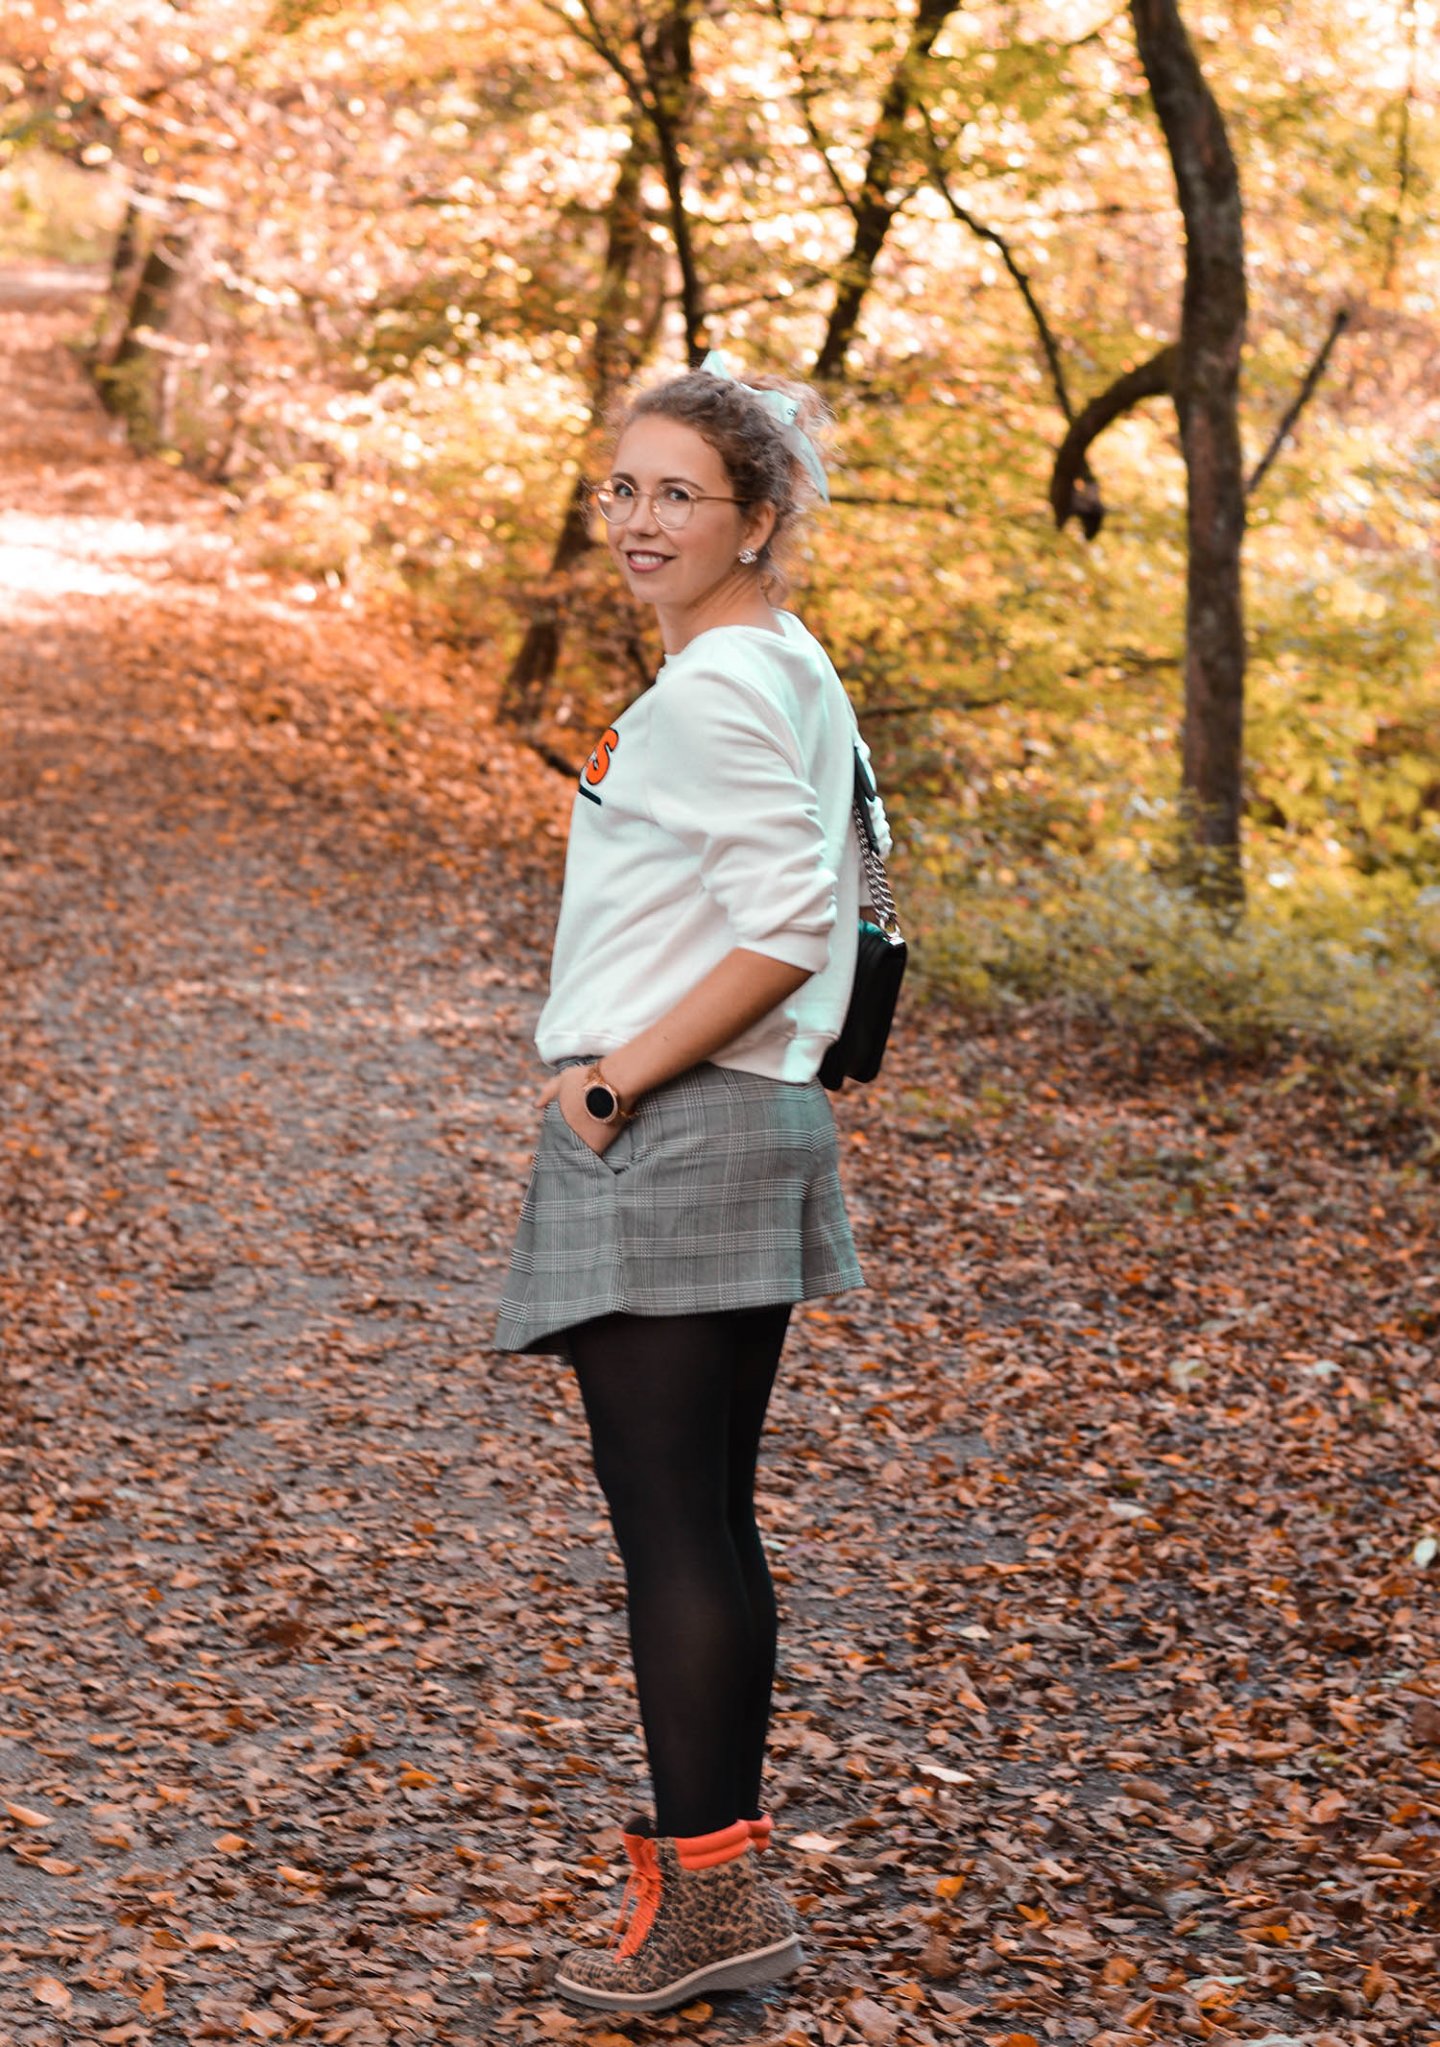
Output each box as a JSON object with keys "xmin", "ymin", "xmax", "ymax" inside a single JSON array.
[{"xmin": 610, "ymin": 366, "xmax": 833, "ymax": 592}]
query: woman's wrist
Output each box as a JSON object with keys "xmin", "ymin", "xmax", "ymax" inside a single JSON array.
[
  {"xmin": 582, "ymin": 1061, "xmax": 637, "ymax": 1124},
  {"xmin": 585, "ymin": 1042, "xmax": 645, "ymax": 1107}
]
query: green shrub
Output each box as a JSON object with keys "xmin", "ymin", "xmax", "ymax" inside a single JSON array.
[
  {"xmin": 0, "ymin": 151, "xmax": 121, "ymax": 264},
  {"xmin": 913, "ymin": 854, "xmax": 1440, "ymax": 1079}
]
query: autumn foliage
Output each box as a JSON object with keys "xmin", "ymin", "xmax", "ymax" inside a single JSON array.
[{"xmin": 1, "ymin": 0, "xmax": 1437, "ymax": 1001}]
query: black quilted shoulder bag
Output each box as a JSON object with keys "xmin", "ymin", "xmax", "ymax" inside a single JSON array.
[{"xmin": 818, "ymin": 745, "xmax": 907, "ymax": 1091}]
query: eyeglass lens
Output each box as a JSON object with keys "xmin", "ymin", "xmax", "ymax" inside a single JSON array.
[{"xmin": 594, "ymin": 485, "xmax": 696, "ymax": 530}]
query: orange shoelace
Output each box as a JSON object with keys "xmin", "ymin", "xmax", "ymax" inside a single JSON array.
[{"xmin": 612, "ymin": 1836, "xmax": 662, "ymax": 1958}]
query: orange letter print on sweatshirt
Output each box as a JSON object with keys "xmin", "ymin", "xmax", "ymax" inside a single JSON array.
[{"xmin": 579, "ymin": 726, "xmax": 619, "ymax": 806}]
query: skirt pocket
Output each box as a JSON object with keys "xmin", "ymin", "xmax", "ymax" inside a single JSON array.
[{"xmin": 546, "ymin": 1097, "xmax": 637, "ymax": 1175}]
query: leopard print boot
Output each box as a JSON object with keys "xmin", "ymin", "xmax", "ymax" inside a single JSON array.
[
  {"xmin": 745, "ymin": 1812, "xmax": 803, "ymax": 1942},
  {"xmin": 553, "ymin": 1814, "xmax": 804, "ymax": 2013}
]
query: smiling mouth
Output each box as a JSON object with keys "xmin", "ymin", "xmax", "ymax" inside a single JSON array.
[{"xmin": 625, "ymin": 551, "xmax": 672, "ymax": 569}]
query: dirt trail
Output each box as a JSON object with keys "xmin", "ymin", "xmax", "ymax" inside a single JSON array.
[
  {"xmin": 2, "ymin": 271, "xmax": 1437, "ymax": 2046},
  {"xmin": 0, "ymin": 272, "xmax": 611, "ymax": 2040},
  {"xmin": 0, "ymin": 267, "xmax": 937, "ymax": 2046}
]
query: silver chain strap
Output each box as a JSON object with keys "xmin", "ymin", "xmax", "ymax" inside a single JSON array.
[{"xmin": 850, "ymin": 749, "xmax": 901, "ymax": 938}]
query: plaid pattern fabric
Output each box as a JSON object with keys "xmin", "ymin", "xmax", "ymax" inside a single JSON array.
[{"xmin": 493, "ymin": 1061, "xmax": 863, "ymax": 1355}]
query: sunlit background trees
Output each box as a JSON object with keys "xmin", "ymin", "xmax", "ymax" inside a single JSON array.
[{"xmin": 3, "ymin": 0, "xmax": 1437, "ymax": 1065}]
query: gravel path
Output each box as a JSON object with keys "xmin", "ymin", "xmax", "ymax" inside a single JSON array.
[{"xmin": 0, "ymin": 270, "xmax": 962, "ymax": 2047}]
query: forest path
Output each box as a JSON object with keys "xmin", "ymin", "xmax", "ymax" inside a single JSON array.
[{"xmin": 1, "ymin": 272, "xmax": 1437, "ymax": 2046}]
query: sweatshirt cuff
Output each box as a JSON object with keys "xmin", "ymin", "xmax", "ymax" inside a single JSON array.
[{"xmin": 737, "ymin": 927, "xmax": 831, "ymax": 974}]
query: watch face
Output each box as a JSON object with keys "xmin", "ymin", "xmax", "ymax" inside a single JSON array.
[{"xmin": 584, "ymin": 1083, "xmax": 616, "ymax": 1121}]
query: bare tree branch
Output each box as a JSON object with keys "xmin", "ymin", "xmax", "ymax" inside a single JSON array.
[
  {"xmin": 1383, "ymin": 0, "xmax": 1420, "ymax": 293},
  {"xmin": 919, "ymin": 109, "xmax": 1074, "ymax": 421},
  {"xmin": 633, "ymin": 4, "xmax": 707, "ymax": 360},
  {"xmin": 1049, "ymin": 344, "xmax": 1178, "ymax": 531},
  {"xmin": 813, "ymin": 0, "xmax": 959, "ymax": 379},
  {"xmin": 1246, "ymin": 305, "xmax": 1351, "ymax": 497},
  {"xmin": 828, "ymin": 491, "xmax": 961, "ymax": 511},
  {"xmin": 859, "ymin": 695, "xmax": 1008, "ymax": 718},
  {"xmin": 543, "ymin": 0, "xmax": 707, "ymax": 362},
  {"xmin": 708, "ymin": 265, "xmax": 836, "ymax": 315},
  {"xmin": 764, "ymin": 0, "xmax": 861, "ymax": 221}
]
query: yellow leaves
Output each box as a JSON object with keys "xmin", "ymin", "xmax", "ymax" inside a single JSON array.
[
  {"xmin": 934, "ymin": 1872, "xmax": 966, "ymax": 1898},
  {"xmin": 1325, "ymin": 575, "xmax": 1389, "ymax": 624},
  {"xmin": 397, "ymin": 1765, "xmax": 437, "ymax": 1787}
]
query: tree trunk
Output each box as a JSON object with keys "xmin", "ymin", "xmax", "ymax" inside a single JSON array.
[
  {"xmin": 1130, "ymin": 0, "xmax": 1247, "ymax": 903},
  {"xmin": 813, "ymin": 0, "xmax": 956, "ymax": 380},
  {"xmin": 106, "ymin": 216, "xmax": 193, "ymax": 382},
  {"xmin": 637, "ymin": 0, "xmax": 705, "ymax": 363},
  {"xmin": 498, "ymin": 483, "xmax": 595, "ymax": 729},
  {"xmin": 97, "ymin": 213, "xmax": 198, "ymax": 444},
  {"xmin": 101, "ymin": 188, "xmax": 144, "ymax": 357},
  {"xmin": 498, "ymin": 123, "xmax": 655, "ymax": 727}
]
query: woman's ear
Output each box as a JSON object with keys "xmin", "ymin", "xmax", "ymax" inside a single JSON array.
[{"xmin": 743, "ymin": 500, "xmax": 778, "ymax": 555}]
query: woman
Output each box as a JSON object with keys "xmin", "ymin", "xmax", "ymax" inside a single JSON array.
[{"xmin": 493, "ymin": 352, "xmax": 890, "ymax": 2014}]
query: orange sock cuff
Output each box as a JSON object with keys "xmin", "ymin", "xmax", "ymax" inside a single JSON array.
[
  {"xmin": 746, "ymin": 1813, "xmax": 774, "ymax": 1850},
  {"xmin": 675, "ymin": 1818, "xmax": 752, "ymax": 1869}
]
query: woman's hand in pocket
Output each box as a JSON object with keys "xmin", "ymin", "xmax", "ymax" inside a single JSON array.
[{"xmin": 539, "ymin": 1067, "xmax": 624, "ymax": 1157}]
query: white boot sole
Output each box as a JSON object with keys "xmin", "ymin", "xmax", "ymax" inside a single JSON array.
[{"xmin": 554, "ymin": 1932, "xmax": 804, "ymax": 2012}]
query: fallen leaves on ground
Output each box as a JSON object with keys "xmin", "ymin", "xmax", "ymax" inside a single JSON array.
[{"xmin": 1, "ymin": 273, "xmax": 1437, "ymax": 2045}]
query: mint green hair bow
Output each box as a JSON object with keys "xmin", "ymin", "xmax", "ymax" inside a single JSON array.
[{"xmin": 699, "ymin": 348, "xmax": 830, "ymax": 505}]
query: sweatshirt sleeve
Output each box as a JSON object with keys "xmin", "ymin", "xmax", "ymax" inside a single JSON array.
[{"xmin": 648, "ymin": 667, "xmax": 836, "ymax": 973}]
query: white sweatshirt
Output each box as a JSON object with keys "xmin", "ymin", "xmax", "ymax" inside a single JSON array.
[{"xmin": 535, "ymin": 610, "xmax": 892, "ymax": 1083}]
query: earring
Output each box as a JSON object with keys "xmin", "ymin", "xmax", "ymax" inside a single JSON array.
[{"xmin": 738, "ymin": 547, "xmax": 758, "ymax": 565}]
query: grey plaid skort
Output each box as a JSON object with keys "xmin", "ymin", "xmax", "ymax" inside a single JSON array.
[{"xmin": 492, "ymin": 1060, "xmax": 863, "ymax": 1355}]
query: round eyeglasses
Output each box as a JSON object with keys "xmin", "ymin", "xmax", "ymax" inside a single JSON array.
[{"xmin": 590, "ymin": 480, "xmax": 745, "ymax": 531}]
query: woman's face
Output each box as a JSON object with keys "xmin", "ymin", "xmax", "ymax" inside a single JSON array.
[{"xmin": 602, "ymin": 415, "xmax": 775, "ymax": 620}]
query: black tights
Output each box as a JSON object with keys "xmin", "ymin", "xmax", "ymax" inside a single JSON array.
[{"xmin": 566, "ymin": 1304, "xmax": 790, "ymax": 1841}]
